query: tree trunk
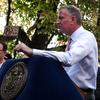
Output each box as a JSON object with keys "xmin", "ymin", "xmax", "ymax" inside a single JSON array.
[
  {"xmin": 6, "ymin": 0, "xmax": 12, "ymax": 26},
  {"xmin": 22, "ymin": 1, "xmax": 59, "ymax": 49}
]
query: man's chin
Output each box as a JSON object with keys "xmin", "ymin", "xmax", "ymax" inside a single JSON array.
[
  {"xmin": 57, "ymin": 29, "xmax": 61, "ymax": 32},
  {"xmin": 57, "ymin": 29, "xmax": 62, "ymax": 33},
  {"xmin": 57, "ymin": 29, "xmax": 67, "ymax": 35}
]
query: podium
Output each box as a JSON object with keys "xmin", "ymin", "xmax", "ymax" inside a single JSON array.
[{"xmin": 0, "ymin": 56, "xmax": 83, "ymax": 100}]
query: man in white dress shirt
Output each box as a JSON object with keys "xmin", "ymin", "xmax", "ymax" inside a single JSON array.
[
  {"xmin": 15, "ymin": 5, "xmax": 98, "ymax": 100},
  {"xmin": 0, "ymin": 42, "xmax": 7, "ymax": 69}
]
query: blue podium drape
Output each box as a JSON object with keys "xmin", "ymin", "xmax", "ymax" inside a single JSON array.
[{"xmin": 0, "ymin": 56, "xmax": 83, "ymax": 100}]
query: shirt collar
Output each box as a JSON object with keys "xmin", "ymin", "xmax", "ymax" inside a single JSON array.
[{"xmin": 70, "ymin": 26, "xmax": 84, "ymax": 41}]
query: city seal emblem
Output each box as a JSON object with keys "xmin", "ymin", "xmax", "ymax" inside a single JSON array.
[{"xmin": 0, "ymin": 62, "xmax": 28, "ymax": 100}]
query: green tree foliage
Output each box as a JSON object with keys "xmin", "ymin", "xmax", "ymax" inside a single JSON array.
[
  {"xmin": 0, "ymin": 0, "xmax": 100, "ymax": 56},
  {"xmin": 10, "ymin": 0, "xmax": 60, "ymax": 49}
]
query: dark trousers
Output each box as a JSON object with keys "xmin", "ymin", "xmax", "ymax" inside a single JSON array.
[{"xmin": 86, "ymin": 91, "xmax": 95, "ymax": 100}]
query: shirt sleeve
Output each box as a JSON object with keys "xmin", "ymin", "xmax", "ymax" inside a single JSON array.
[
  {"xmin": 32, "ymin": 34, "xmax": 94, "ymax": 66},
  {"xmin": 33, "ymin": 49, "xmax": 72, "ymax": 66}
]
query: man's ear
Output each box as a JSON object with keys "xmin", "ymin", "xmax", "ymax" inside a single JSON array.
[
  {"xmin": 71, "ymin": 16, "xmax": 77, "ymax": 22},
  {"xmin": 4, "ymin": 52, "xmax": 7, "ymax": 57}
]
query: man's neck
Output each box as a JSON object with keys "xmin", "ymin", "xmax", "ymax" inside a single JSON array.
[{"xmin": 70, "ymin": 25, "xmax": 81, "ymax": 35}]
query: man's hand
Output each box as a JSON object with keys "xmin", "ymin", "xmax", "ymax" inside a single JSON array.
[{"xmin": 14, "ymin": 42, "xmax": 33, "ymax": 57}]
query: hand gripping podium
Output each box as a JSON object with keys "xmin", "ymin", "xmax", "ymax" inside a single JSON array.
[{"xmin": 0, "ymin": 56, "xmax": 83, "ymax": 100}]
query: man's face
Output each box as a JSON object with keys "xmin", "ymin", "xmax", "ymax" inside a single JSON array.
[
  {"xmin": 57, "ymin": 8, "xmax": 73, "ymax": 35},
  {"xmin": 0, "ymin": 44, "xmax": 6, "ymax": 59}
]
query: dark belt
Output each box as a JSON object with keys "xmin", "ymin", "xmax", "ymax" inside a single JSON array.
[
  {"xmin": 80, "ymin": 88, "xmax": 94, "ymax": 93},
  {"xmin": 76, "ymin": 87, "xmax": 95, "ymax": 100}
]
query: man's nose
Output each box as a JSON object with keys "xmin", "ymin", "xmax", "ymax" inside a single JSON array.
[
  {"xmin": 56, "ymin": 19, "xmax": 60, "ymax": 25},
  {"xmin": 55, "ymin": 21, "xmax": 59, "ymax": 29},
  {"xmin": 56, "ymin": 19, "xmax": 60, "ymax": 24}
]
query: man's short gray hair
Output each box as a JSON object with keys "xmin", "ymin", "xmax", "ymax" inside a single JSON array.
[{"xmin": 59, "ymin": 5, "xmax": 82, "ymax": 25}]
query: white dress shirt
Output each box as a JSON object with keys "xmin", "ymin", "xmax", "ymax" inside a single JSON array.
[{"xmin": 32, "ymin": 26, "xmax": 98, "ymax": 89}]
